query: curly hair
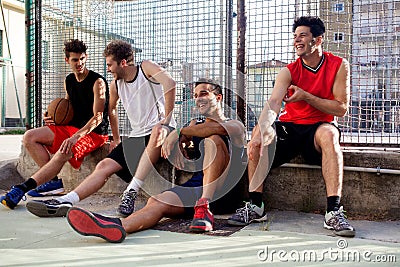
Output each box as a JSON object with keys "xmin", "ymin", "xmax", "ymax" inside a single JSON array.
[
  {"xmin": 64, "ymin": 39, "xmax": 88, "ymax": 58},
  {"xmin": 293, "ymin": 16, "xmax": 325, "ymax": 38},
  {"xmin": 103, "ymin": 40, "xmax": 134, "ymax": 65}
]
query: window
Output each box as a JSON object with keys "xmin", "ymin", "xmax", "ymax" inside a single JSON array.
[
  {"xmin": 334, "ymin": 32, "xmax": 344, "ymax": 42},
  {"xmin": 333, "ymin": 3, "xmax": 345, "ymax": 13}
]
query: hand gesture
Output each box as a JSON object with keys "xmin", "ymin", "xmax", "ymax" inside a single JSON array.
[
  {"xmin": 109, "ymin": 139, "xmax": 120, "ymax": 153},
  {"xmin": 283, "ymin": 85, "xmax": 305, "ymax": 103},
  {"xmin": 60, "ymin": 135, "xmax": 79, "ymax": 154},
  {"xmin": 43, "ymin": 111, "xmax": 55, "ymax": 126},
  {"xmin": 161, "ymin": 129, "xmax": 179, "ymax": 159}
]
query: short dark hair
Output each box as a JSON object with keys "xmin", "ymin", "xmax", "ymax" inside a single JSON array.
[
  {"xmin": 103, "ymin": 40, "xmax": 134, "ymax": 65},
  {"xmin": 293, "ymin": 16, "xmax": 325, "ymax": 38},
  {"xmin": 195, "ymin": 78, "xmax": 223, "ymax": 96},
  {"xmin": 64, "ymin": 39, "xmax": 87, "ymax": 58}
]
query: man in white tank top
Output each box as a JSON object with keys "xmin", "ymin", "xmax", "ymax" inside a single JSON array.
[{"xmin": 26, "ymin": 40, "xmax": 177, "ymax": 218}]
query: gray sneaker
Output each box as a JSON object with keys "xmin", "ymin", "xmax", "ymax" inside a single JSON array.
[
  {"xmin": 26, "ymin": 199, "xmax": 72, "ymax": 217},
  {"xmin": 228, "ymin": 202, "xmax": 267, "ymax": 226},
  {"xmin": 324, "ymin": 206, "xmax": 356, "ymax": 237},
  {"xmin": 117, "ymin": 189, "xmax": 138, "ymax": 217}
]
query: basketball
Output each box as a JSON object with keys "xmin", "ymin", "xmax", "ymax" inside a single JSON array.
[{"xmin": 47, "ymin": 98, "xmax": 74, "ymax": 125}]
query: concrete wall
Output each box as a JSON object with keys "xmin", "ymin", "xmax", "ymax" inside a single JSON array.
[
  {"xmin": 264, "ymin": 150, "xmax": 400, "ymax": 220},
  {"xmin": 16, "ymin": 144, "xmax": 400, "ymax": 219}
]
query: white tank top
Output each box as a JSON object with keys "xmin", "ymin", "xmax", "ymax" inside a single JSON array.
[{"xmin": 116, "ymin": 64, "xmax": 176, "ymax": 137}]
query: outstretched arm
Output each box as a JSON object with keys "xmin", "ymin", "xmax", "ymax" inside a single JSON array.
[{"xmin": 249, "ymin": 67, "xmax": 291, "ymax": 158}]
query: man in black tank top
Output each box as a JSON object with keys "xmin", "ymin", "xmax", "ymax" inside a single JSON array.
[
  {"xmin": 65, "ymin": 78, "xmax": 247, "ymax": 242},
  {"xmin": 1, "ymin": 39, "xmax": 109, "ymax": 209},
  {"xmin": 25, "ymin": 39, "xmax": 177, "ymax": 218}
]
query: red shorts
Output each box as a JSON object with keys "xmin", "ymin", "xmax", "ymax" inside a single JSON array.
[{"xmin": 46, "ymin": 125, "xmax": 108, "ymax": 169}]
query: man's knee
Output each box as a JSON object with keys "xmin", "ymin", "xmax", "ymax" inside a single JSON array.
[
  {"xmin": 147, "ymin": 191, "xmax": 181, "ymax": 210},
  {"xmin": 147, "ymin": 124, "xmax": 165, "ymax": 146},
  {"xmin": 23, "ymin": 128, "xmax": 39, "ymax": 146},
  {"xmin": 95, "ymin": 158, "xmax": 115, "ymax": 171},
  {"xmin": 316, "ymin": 125, "xmax": 340, "ymax": 148},
  {"xmin": 146, "ymin": 194, "xmax": 170, "ymax": 213},
  {"xmin": 23, "ymin": 127, "xmax": 53, "ymax": 147}
]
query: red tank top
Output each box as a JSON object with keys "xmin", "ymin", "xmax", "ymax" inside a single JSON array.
[{"xmin": 279, "ymin": 52, "xmax": 342, "ymax": 124}]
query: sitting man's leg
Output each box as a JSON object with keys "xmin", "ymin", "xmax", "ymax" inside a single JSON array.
[
  {"xmin": 1, "ymin": 141, "xmax": 72, "ymax": 209},
  {"xmin": 24, "ymin": 127, "xmax": 65, "ymax": 197},
  {"xmin": 189, "ymin": 134, "xmax": 230, "ymax": 232},
  {"xmin": 66, "ymin": 190, "xmax": 185, "ymax": 243},
  {"xmin": 118, "ymin": 124, "xmax": 171, "ymax": 217},
  {"xmin": 26, "ymin": 158, "xmax": 124, "ymax": 217},
  {"xmin": 228, "ymin": 126, "xmax": 271, "ymax": 226},
  {"xmin": 314, "ymin": 124, "xmax": 355, "ymax": 237}
]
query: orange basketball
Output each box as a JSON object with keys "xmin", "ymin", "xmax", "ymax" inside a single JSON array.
[{"xmin": 47, "ymin": 98, "xmax": 74, "ymax": 125}]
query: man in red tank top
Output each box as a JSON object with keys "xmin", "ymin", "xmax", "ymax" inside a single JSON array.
[{"xmin": 228, "ymin": 16, "xmax": 355, "ymax": 237}]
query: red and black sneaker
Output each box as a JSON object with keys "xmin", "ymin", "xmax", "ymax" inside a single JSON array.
[
  {"xmin": 189, "ymin": 198, "xmax": 214, "ymax": 233},
  {"xmin": 67, "ymin": 207, "xmax": 126, "ymax": 243}
]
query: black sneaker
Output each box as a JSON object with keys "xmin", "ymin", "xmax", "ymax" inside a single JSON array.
[
  {"xmin": 227, "ymin": 202, "xmax": 268, "ymax": 226},
  {"xmin": 117, "ymin": 189, "xmax": 137, "ymax": 217},
  {"xmin": 26, "ymin": 199, "xmax": 72, "ymax": 217},
  {"xmin": 0, "ymin": 186, "xmax": 26, "ymax": 209},
  {"xmin": 324, "ymin": 206, "xmax": 356, "ymax": 237}
]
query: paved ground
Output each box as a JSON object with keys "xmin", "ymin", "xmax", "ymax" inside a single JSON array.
[{"xmin": 0, "ymin": 135, "xmax": 399, "ymax": 266}]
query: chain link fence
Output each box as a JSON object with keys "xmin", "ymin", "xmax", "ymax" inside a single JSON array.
[{"xmin": 25, "ymin": 0, "xmax": 400, "ymax": 146}]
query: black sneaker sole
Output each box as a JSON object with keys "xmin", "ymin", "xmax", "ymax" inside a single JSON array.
[
  {"xmin": 67, "ymin": 207, "xmax": 126, "ymax": 243},
  {"xmin": 334, "ymin": 229, "xmax": 356, "ymax": 237},
  {"xmin": 26, "ymin": 201, "xmax": 71, "ymax": 217},
  {"xmin": 227, "ymin": 219, "xmax": 248, "ymax": 226},
  {"xmin": 189, "ymin": 225, "xmax": 213, "ymax": 233},
  {"xmin": 228, "ymin": 214, "xmax": 268, "ymax": 226},
  {"xmin": 324, "ymin": 222, "xmax": 356, "ymax": 237}
]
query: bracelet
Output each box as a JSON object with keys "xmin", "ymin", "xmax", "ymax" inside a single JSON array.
[{"xmin": 176, "ymin": 127, "xmax": 180, "ymax": 136}]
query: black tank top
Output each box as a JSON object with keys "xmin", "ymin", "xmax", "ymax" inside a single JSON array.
[{"xmin": 65, "ymin": 70, "xmax": 109, "ymax": 135}]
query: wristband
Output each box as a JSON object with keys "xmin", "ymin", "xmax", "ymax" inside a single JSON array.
[{"xmin": 176, "ymin": 127, "xmax": 180, "ymax": 136}]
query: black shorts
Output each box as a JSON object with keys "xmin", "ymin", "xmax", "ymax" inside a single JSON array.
[
  {"xmin": 106, "ymin": 135, "xmax": 150, "ymax": 182},
  {"xmin": 167, "ymin": 136, "xmax": 246, "ymax": 216},
  {"xmin": 271, "ymin": 121, "xmax": 340, "ymax": 168}
]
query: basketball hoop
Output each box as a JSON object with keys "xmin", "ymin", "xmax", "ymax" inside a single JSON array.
[{"xmin": 86, "ymin": 0, "xmax": 115, "ymax": 19}]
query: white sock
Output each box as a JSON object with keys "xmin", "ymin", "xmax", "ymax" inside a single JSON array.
[
  {"xmin": 125, "ymin": 177, "xmax": 144, "ymax": 193},
  {"xmin": 56, "ymin": 191, "xmax": 80, "ymax": 204}
]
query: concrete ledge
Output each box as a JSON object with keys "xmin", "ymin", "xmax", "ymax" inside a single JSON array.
[
  {"xmin": 16, "ymin": 144, "xmax": 128, "ymax": 194},
  {"xmin": 15, "ymin": 144, "xmax": 400, "ymax": 219},
  {"xmin": 264, "ymin": 149, "xmax": 400, "ymax": 219},
  {"xmin": 16, "ymin": 144, "xmax": 191, "ymax": 196}
]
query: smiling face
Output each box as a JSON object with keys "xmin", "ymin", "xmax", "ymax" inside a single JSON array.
[
  {"xmin": 194, "ymin": 83, "xmax": 222, "ymax": 116},
  {"xmin": 65, "ymin": 52, "xmax": 87, "ymax": 74},
  {"xmin": 105, "ymin": 56, "xmax": 124, "ymax": 80},
  {"xmin": 293, "ymin": 25, "xmax": 320, "ymax": 57}
]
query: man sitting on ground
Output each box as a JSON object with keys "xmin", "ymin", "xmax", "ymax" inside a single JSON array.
[{"xmin": 66, "ymin": 78, "xmax": 246, "ymax": 243}]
